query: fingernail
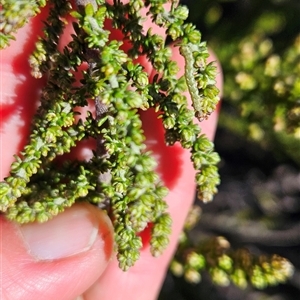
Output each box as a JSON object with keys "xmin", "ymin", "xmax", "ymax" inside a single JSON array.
[{"xmin": 19, "ymin": 204, "xmax": 99, "ymax": 260}]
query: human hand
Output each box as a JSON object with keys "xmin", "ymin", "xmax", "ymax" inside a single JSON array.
[{"xmin": 0, "ymin": 3, "xmax": 222, "ymax": 300}]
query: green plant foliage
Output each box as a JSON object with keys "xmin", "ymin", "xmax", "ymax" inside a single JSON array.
[
  {"xmin": 171, "ymin": 206, "xmax": 294, "ymax": 289},
  {"xmin": 0, "ymin": 0, "xmax": 220, "ymax": 271},
  {"xmin": 217, "ymin": 32, "xmax": 300, "ymax": 163},
  {"xmin": 0, "ymin": 0, "xmax": 47, "ymax": 49},
  {"xmin": 197, "ymin": 0, "xmax": 300, "ymax": 164}
]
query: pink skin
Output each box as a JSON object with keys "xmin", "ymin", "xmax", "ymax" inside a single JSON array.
[{"xmin": 0, "ymin": 3, "xmax": 222, "ymax": 300}]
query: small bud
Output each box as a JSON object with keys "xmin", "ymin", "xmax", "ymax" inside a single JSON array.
[
  {"xmin": 167, "ymin": 23, "xmax": 182, "ymax": 40},
  {"xmin": 184, "ymin": 268, "xmax": 201, "ymax": 284},
  {"xmin": 187, "ymin": 30, "xmax": 201, "ymax": 45},
  {"xmin": 173, "ymin": 6, "xmax": 189, "ymax": 21},
  {"xmin": 136, "ymin": 72, "xmax": 149, "ymax": 88},
  {"xmin": 210, "ymin": 268, "xmax": 230, "ymax": 286},
  {"xmin": 186, "ymin": 252, "xmax": 205, "ymax": 270},
  {"xmin": 170, "ymin": 260, "xmax": 184, "ymax": 277}
]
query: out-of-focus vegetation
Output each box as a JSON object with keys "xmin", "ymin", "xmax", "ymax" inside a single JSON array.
[
  {"xmin": 190, "ymin": 0, "xmax": 300, "ymax": 164},
  {"xmin": 160, "ymin": 1, "xmax": 300, "ymax": 299}
]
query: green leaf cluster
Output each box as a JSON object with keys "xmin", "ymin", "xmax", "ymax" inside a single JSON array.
[
  {"xmin": 171, "ymin": 207, "xmax": 294, "ymax": 289},
  {"xmin": 195, "ymin": 0, "xmax": 300, "ymax": 164},
  {"xmin": 0, "ymin": 0, "xmax": 220, "ymax": 271},
  {"xmin": 0, "ymin": 0, "xmax": 46, "ymax": 49},
  {"xmin": 218, "ymin": 32, "xmax": 300, "ymax": 163}
]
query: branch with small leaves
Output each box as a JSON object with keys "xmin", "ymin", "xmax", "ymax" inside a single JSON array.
[{"xmin": 0, "ymin": 0, "xmax": 220, "ymax": 271}]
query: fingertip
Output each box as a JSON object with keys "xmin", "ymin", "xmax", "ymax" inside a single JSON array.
[
  {"xmin": 1, "ymin": 203, "xmax": 114, "ymax": 300},
  {"xmin": 84, "ymin": 203, "xmax": 115, "ymax": 263}
]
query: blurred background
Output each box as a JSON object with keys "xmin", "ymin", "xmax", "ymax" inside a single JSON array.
[{"xmin": 159, "ymin": 0, "xmax": 300, "ymax": 299}]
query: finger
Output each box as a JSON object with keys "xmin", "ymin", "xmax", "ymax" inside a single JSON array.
[
  {"xmin": 1, "ymin": 203, "xmax": 114, "ymax": 300},
  {"xmin": 82, "ymin": 47, "xmax": 223, "ymax": 300}
]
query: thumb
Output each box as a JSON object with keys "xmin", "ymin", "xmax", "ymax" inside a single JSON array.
[{"xmin": 1, "ymin": 203, "xmax": 114, "ymax": 300}]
